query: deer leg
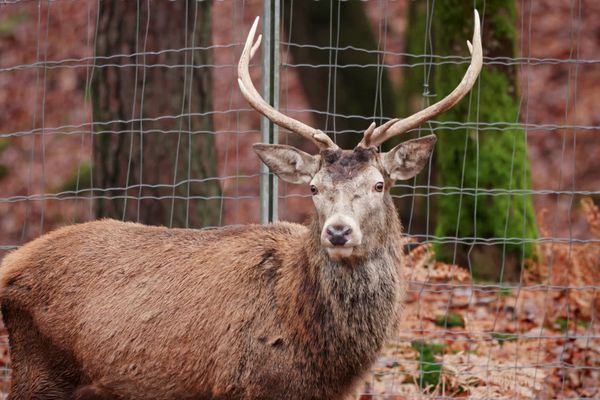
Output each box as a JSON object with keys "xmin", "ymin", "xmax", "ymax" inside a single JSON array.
[{"xmin": 2, "ymin": 300, "xmax": 78, "ymax": 400}]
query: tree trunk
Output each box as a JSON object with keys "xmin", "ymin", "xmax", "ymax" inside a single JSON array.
[
  {"xmin": 282, "ymin": 0, "xmax": 396, "ymax": 149},
  {"xmin": 432, "ymin": 0, "xmax": 538, "ymax": 281},
  {"xmin": 92, "ymin": 0, "xmax": 220, "ymax": 228}
]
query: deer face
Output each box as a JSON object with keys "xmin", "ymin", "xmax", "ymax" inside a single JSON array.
[
  {"xmin": 254, "ymin": 136, "xmax": 436, "ymax": 260},
  {"xmin": 239, "ymin": 13, "xmax": 481, "ymax": 260}
]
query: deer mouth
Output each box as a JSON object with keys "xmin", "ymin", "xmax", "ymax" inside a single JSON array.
[{"xmin": 325, "ymin": 246, "xmax": 354, "ymax": 260}]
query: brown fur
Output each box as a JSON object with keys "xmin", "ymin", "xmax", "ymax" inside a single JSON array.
[
  {"xmin": 321, "ymin": 147, "xmax": 376, "ymax": 182},
  {"xmin": 73, "ymin": 383, "xmax": 122, "ymax": 400},
  {"xmin": 0, "ymin": 201, "xmax": 405, "ymax": 399}
]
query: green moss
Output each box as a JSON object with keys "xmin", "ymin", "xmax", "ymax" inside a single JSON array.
[
  {"xmin": 411, "ymin": 341, "xmax": 444, "ymax": 390},
  {"xmin": 434, "ymin": 312, "xmax": 465, "ymax": 328},
  {"xmin": 430, "ymin": 0, "xmax": 538, "ymax": 278}
]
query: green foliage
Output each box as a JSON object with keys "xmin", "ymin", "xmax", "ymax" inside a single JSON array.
[
  {"xmin": 0, "ymin": 164, "xmax": 8, "ymax": 180},
  {"xmin": 576, "ymin": 319, "xmax": 590, "ymax": 328},
  {"xmin": 411, "ymin": 341, "xmax": 445, "ymax": 390},
  {"xmin": 59, "ymin": 162, "xmax": 92, "ymax": 193},
  {"xmin": 0, "ymin": 138, "xmax": 10, "ymax": 180},
  {"xmin": 491, "ymin": 332, "xmax": 519, "ymax": 344},
  {"xmin": 0, "ymin": 138, "xmax": 10, "ymax": 154},
  {"xmin": 434, "ymin": 312, "xmax": 465, "ymax": 328},
  {"xmin": 452, "ymin": 348, "xmax": 477, "ymax": 355},
  {"xmin": 0, "ymin": 11, "xmax": 29, "ymax": 37},
  {"xmin": 553, "ymin": 318, "xmax": 589, "ymax": 331},
  {"xmin": 84, "ymin": 86, "xmax": 93, "ymax": 103},
  {"xmin": 554, "ymin": 318, "xmax": 568, "ymax": 332}
]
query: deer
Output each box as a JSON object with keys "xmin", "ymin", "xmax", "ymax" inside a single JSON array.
[{"xmin": 0, "ymin": 11, "xmax": 482, "ymax": 400}]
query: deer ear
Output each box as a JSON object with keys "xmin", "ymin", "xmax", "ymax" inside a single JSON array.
[
  {"xmin": 253, "ymin": 144, "xmax": 320, "ymax": 184},
  {"xmin": 382, "ymin": 135, "xmax": 437, "ymax": 181}
]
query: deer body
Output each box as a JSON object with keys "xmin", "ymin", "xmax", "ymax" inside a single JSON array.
[
  {"xmin": 1, "ymin": 147, "xmax": 413, "ymax": 400},
  {"xmin": 2, "ymin": 199, "xmax": 403, "ymax": 399},
  {"xmin": 1, "ymin": 11, "xmax": 482, "ymax": 400}
]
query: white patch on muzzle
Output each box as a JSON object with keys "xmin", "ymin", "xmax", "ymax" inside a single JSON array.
[
  {"xmin": 326, "ymin": 247, "xmax": 354, "ymax": 260},
  {"xmin": 321, "ymin": 214, "xmax": 362, "ymax": 260}
]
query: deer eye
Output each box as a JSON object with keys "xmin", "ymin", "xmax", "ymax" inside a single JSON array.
[
  {"xmin": 374, "ymin": 182, "xmax": 384, "ymax": 192},
  {"xmin": 310, "ymin": 185, "xmax": 318, "ymax": 195}
]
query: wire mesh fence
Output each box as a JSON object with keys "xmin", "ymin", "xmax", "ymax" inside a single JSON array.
[{"xmin": 0, "ymin": 0, "xmax": 598, "ymax": 398}]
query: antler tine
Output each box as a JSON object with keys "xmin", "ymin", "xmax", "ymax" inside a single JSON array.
[
  {"xmin": 358, "ymin": 9, "xmax": 483, "ymax": 148},
  {"xmin": 363, "ymin": 118, "xmax": 399, "ymax": 146},
  {"xmin": 238, "ymin": 17, "xmax": 338, "ymax": 151}
]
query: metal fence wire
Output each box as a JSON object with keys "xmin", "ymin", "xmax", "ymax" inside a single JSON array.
[{"xmin": 0, "ymin": 0, "xmax": 599, "ymax": 398}]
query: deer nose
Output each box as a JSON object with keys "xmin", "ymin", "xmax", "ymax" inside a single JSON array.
[{"xmin": 325, "ymin": 224, "xmax": 352, "ymax": 246}]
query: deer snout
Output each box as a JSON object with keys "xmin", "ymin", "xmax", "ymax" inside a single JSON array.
[
  {"xmin": 321, "ymin": 215, "xmax": 362, "ymax": 260},
  {"xmin": 325, "ymin": 224, "xmax": 352, "ymax": 246}
]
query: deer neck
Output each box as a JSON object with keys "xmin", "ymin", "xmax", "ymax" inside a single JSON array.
[
  {"xmin": 282, "ymin": 197, "xmax": 404, "ymax": 367},
  {"xmin": 305, "ymin": 201, "xmax": 403, "ymax": 325}
]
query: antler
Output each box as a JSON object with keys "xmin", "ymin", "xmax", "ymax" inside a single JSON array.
[
  {"xmin": 238, "ymin": 17, "xmax": 338, "ymax": 151},
  {"xmin": 358, "ymin": 9, "xmax": 483, "ymax": 148}
]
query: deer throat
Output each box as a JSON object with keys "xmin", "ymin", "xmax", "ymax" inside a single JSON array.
[
  {"xmin": 309, "ymin": 251, "xmax": 403, "ymax": 385},
  {"xmin": 324, "ymin": 251, "xmax": 401, "ymax": 337}
]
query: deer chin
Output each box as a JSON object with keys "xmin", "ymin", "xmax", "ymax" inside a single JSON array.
[{"xmin": 325, "ymin": 246, "xmax": 354, "ymax": 261}]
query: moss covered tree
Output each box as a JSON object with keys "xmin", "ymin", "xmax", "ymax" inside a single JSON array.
[
  {"xmin": 92, "ymin": 0, "xmax": 220, "ymax": 228},
  {"xmin": 431, "ymin": 1, "xmax": 537, "ymax": 280}
]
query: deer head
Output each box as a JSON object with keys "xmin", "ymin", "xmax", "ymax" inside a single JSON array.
[{"xmin": 239, "ymin": 11, "xmax": 482, "ymax": 261}]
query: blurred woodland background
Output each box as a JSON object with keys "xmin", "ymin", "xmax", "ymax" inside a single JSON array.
[{"xmin": 0, "ymin": 0, "xmax": 599, "ymax": 398}]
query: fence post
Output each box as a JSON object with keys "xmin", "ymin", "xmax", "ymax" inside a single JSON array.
[{"xmin": 260, "ymin": 0, "xmax": 280, "ymax": 224}]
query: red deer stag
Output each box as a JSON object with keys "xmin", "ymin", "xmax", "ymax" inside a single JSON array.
[{"xmin": 0, "ymin": 11, "xmax": 482, "ymax": 400}]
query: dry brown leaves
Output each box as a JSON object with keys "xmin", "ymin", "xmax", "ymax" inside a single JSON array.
[
  {"xmin": 356, "ymin": 204, "xmax": 600, "ymax": 398},
  {"xmin": 527, "ymin": 197, "xmax": 600, "ymax": 322}
]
